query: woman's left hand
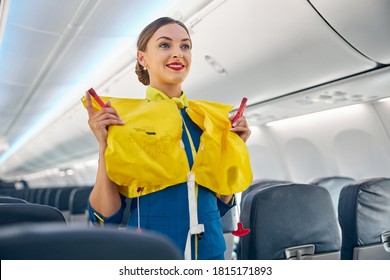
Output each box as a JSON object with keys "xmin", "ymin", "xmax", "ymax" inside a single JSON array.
[{"xmin": 229, "ymin": 115, "xmax": 251, "ymax": 143}]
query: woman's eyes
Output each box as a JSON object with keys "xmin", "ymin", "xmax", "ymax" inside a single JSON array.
[
  {"xmin": 181, "ymin": 44, "xmax": 191, "ymax": 50},
  {"xmin": 159, "ymin": 43, "xmax": 170, "ymax": 48},
  {"xmin": 158, "ymin": 43, "xmax": 191, "ymax": 50}
]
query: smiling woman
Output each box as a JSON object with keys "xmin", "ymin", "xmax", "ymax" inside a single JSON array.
[
  {"xmin": 135, "ymin": 17, "xmax": 192, "ymax": 93},
  {"xmin": 84, "ymin": 17, "xmax": 253, "ymax": 260},
  {"xmin": 1, "ymin": 0, "xmax": 390, "ymax": 270}
]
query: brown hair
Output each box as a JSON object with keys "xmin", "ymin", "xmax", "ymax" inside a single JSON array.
[{"xmin": 135, "ymin": 17, "xmax": 191, "ymax": 85}]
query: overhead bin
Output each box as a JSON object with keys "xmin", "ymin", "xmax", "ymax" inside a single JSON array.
[
  {"xmin": 309, "ymin": 0, "xmax": 390, "ymax": 64},
  {"xmin": 185, "ymin": 0, "xmax": 376, "ymax": 106}
]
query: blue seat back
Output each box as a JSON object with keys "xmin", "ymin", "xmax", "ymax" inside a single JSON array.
[
  {"xmin": 69, "ymin": 186, "xmax": 93, "ymax": 215},
  {"xmin": 338, "ymin": 177, "xmax": 390, "ymax": 259},
  {"xmin": 311, "ymin": 176, "xmax": 354, "ymax": 215},
  {"xmin": 0, "ymin": 196, "xmax": 28, "ymax": 204},
  {"xmin": 0, "ymin": 203, "xmax": 66, "ymax": 226},
  {"xmin": 240, "ymin": 183, "xmax": 341, "ymax": 259},
  {"xmin": 0, "ymin": 224, "xmax": 182, "ymax": 260}
]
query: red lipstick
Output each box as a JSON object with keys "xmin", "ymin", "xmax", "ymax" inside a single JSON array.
[{"xmin": 166, "ymin": 62, "xmax": 185, "ymax": 71}]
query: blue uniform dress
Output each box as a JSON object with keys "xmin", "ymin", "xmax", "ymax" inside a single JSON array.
[{"xmin": 88, "ymin": 108, "xmax": 235, "ymax": 260}]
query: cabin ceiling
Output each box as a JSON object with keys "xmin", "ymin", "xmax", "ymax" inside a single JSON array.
[{"xmin": 0, "ymin": 0, "xmax": 389, "ymax": 180}]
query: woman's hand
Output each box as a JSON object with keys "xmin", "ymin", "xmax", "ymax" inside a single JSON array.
[
  {"xmin": 85, "ymin": 91, "xmax": 124, "ymax": 147},
  {"xmin": 229, "ymin": 115, "xmax": 251, "ymax": 143}
]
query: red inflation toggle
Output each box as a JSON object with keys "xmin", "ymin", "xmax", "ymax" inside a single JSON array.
[{"xmin": 232, "ymin": 222, "xmax": 250, "ymax": 237}]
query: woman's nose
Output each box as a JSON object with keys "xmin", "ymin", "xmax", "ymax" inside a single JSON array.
[{"xmin": 173, "ymin": 47, "xmax": 183, "ymax": 59}]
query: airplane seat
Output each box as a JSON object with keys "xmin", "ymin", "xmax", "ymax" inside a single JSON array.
[
  {"xmin": 338, "ymin": 177, "xmax": 390, "ymax": 260},
  {"xmin": 68, "ymin": 186, "xmax": 93, "ymax": 224},
  {"xmin": 19, "ymin": 189, "xmax": 31, "ymax": 201},
  {"xmin": 35, "ymin": 188, "xmax": 49, "ymax": 204},
  {"xmin": 240, "ymin": 183, "xmax": 341, "ymax": 259},
  {"xmin": 44, "ymin": 188, "xmax": 61, "ymax": 206},
  {"xmin": 0, "ymin": 203, "xmax": 66, "ymax": 227},
  {"xmin": 0, "ymin": 187, "xmax": 16, "ymax": 196},
  {"xmin": 310, "ymin": 176, "xmax": 355, "ymax": 215},
  {"xmin": 235, "ymin": 180, "xmax": 290, "ymax": 259},
  {"xmin": 239, "ymin": 179, "xmax": 291, "ymax": 215},
  {"xmin": 55, "ymin": 187, "xmax": 76, "ymax": 221},
  {"xmin": 241, "ymin": 179, "xmax": 291, "ymax": 205},
  {"xmin": 10, "ymin": 189, "xmax": 28, "ymax": 200},
  {"xmin": 0, "ymin": 196, "xmax": 28, "ymax": 204},
  {"xmin": 27, "ymin": 188, "xmax": 39, "ymax": 203},
  {"xmin": 0, "ymin": 223, "xmax": 182, "ymax": 260}
]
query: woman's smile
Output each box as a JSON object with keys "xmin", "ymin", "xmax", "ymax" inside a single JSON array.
[{"xmin": 166, "ymin": 62, "xmax": 185, "ymax": 71}]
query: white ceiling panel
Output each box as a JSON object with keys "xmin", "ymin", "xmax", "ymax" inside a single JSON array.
[
  {"xmin": 185, "ymin": 0, "xmax": 376, "ymax": 107},
  {"xmin": 0, "ymin": 84, "xmax": 27, "ymax": 130},
  {"xmin": 309, "ymin": 0, "xmax": 390, "ymax": 64},
  {"xmin": 0, "ymin": 0, "xmax": 388, "ymax": 180},
  {"xmin": 79, "ymin": 1, "xmax": 146, "ymax": 37},
  {"xmin": 6, "ymin": 0, "xmax": 82, "ymax": 33},
  {"xmin": 0, "ymin": 24, "xmax": 59, "ymax": 84}
]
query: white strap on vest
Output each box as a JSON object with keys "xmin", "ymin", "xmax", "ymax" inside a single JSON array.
[
  {"xmin": 184, "ymin": 172, "xmax": 205, "ymax": 260},
  {"xmin": 181, "ymin": 110, "xmax": 205, "ymax": 260}
]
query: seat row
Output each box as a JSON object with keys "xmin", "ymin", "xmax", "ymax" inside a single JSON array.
[
  {"xmin": 0, "ymin": 186, "xmax": 182, "ymax": 259},
  {"xmin": 0, "ymin": 223, "xmax": 182, "ymax": 259},
  {"xmin": 1, "ymin": 178, "xmax": 389, "ymax": 260},
  {"xmin": 237, "ymin": 177, "xmax": 390, "ymax": 260},
  {"xmin": 0, "ymin": 186, "xmax": 93, "ymax": 223}
]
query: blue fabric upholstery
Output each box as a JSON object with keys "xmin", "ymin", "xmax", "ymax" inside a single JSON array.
[
  {"xmin": 0, "ymin": 196, "xmax": 28, "ymax": 204},
  {"xmin": 0, "ymin": 223, "xmax": 182, "ymax": 260},
  {"xmin": 0, "ymin": 203, "xmax": 66, "ymax": 226},
  {"xmin": 241, "ymin": 179, "xmax": 290, "ymax": 204},
  {"xmin": 55, "ymin": 187, "xmax": 75, "ymax": 211},
  {"xmin": 310, "ymin": 176, "xmax": 354, "ymax": 214},
  {"xmin": 240, "ymin": 183, "xmax": 341, "ymax": 259},
  {"xmin": 338, "ymin": 177, "xmax": 390, "ymax": 259},
  {"xmin": 69, "ymin": 186, "xmax": 92, "ymax": 215}
]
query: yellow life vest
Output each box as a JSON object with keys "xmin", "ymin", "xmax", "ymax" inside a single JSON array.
[{"xmin": 81, "ymin": 86, "xmax": 252, "ymax": 198}]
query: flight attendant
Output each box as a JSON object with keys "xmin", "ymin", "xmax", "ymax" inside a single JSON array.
[{"xmin": 85, "ymin": 17, "xmax": 252, "ymax": 260}]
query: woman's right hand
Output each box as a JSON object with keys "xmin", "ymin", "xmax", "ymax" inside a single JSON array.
[{"xmin": 85, "ymin": 91, "xmax": 125, "ymax": 146}]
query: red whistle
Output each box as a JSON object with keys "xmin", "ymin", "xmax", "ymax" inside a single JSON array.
[
  {"xmin": 232, "ymin": 222, "xmax": 250, "ymax": 237},
  {"xmin": 232, "ymin": 97, "xmax": 248, "ymax": 125},
  {"xmin": 87, "ymin": 88, "xmax": 106, "ymax": 108}
]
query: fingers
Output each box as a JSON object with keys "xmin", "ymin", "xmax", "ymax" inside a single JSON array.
[
  {"xmin": 230, "ymin": 115, "xmax": 251, "ymax": 143},
  {"xmin": 89, "ymin": 111, "xmax": 125, "ymax": 129},
  {"xmin": 85, "ymin": 91, "xmax": 122, "ymax": 119},
  {"xmin": 85, "ymin": 91, "xmax": 94, "ymax": 116},
  {"xmin": 88, "ymin": 109, "xmax": 124, "ymax": 146},
  {"xmin": 85, "ymin": 91, "xmax": 124, "ymax": 145},
  {"xmin": 230, "ymin": 115, "xmax": 247, "ymax": 128},
  {"xmin": 229, "ymin": 114, "xmax": 245, "ymax": 128}
]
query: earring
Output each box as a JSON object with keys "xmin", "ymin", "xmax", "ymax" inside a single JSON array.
[{"xmin": 143, "ymin": 66, "xmax": 147, "ymax": 71}]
